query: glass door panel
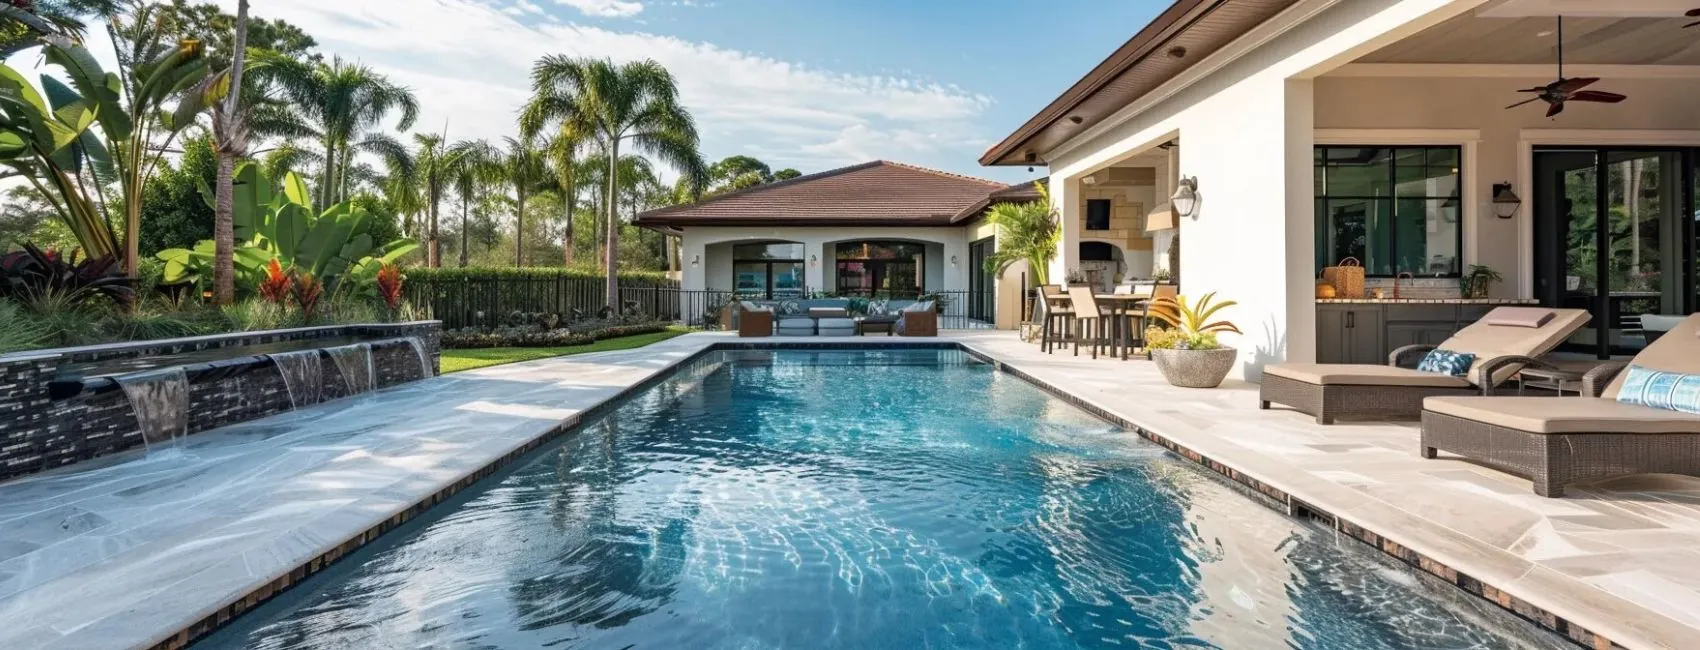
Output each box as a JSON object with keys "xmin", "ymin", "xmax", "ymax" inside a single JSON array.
[
  {"xmin": 734, "ymin": 262, "xmax": 770, "ymax": 297},
  {"xmin": 1560, "ymin": 155, "xmax": 1602, "ymax": 351},
  {"xmin": 1605, "ymin": 151, "xmax": 1680, "ymax": 354},
  {"xmin": 771, "ymin": 262, "xmax": 804, "ymax": 298}
]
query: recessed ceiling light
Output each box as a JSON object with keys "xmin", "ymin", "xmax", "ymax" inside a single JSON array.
[
  {"xmin": 1536, "ymin": 29, "xmax": 1554, "ymax": 37},
  {"xmin": 1068, "ymin": 116, "xmax": 1084, "ymax": 124}
]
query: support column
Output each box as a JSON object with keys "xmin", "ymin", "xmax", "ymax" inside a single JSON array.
[
  {"xmin": 680, "ymin": 233, "xmax": 707, "ymax": 291},
  {"xmin": 802, "ymin": 238, "xmax": 827, "ymax": 293},
  {"xmin": 1051, "ymin": 174, "xmax": 1078, "ymax": 286}
]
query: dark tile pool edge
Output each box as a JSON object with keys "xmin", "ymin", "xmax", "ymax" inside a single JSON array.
[
  {"xmin": 152, "ymin": 338, "xmax": 1616, "ymax": 650},
  {"xmin": 160, "ymin": 340, "xmax": 965, "ymax": 649},
  {"xmin": 957, "ymin": 345, "xmax": 1625, "ymax": 650},
  {"xmin": 155, "ymin": 343, "xmax": 726, "ymax": 650}
]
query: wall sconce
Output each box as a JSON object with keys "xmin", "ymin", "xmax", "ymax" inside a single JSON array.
[
  {"xmin": 809, "ymin": 254, "xmax": 818, "ymax": 268},
  {"xmin": 949, "ymin": 255, "xmax": 959, "ymax": 267},
  {"xmin": 1491, "ymin": 182, "xmax": 1522, "ymax": 219},
  {"xmin": 1081, "ymin": 174, "xmax": 1096, "ymax": 185},
  {"xmin": 1170, "ymin": 176, "xmax": 1199, "ymax": 218},
  {"xmin": 689, "ymin": 254, "xmax": 700, "ymax": 267}
]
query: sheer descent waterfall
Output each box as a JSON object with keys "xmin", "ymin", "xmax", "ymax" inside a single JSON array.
[
  {"xmin": 268, "ymin": 350, "xmax": 324, "ymax": 408},
  {"xmin": 114, "ymin": 367, "xmax": 189, "ymax": 449},
  {"xmin": 326, "ymin": 343, "xmax": 375, "ymax": 395},
  {"xmin": 403, "ymin": 336, "xmax": 433, "ymax": 380}
]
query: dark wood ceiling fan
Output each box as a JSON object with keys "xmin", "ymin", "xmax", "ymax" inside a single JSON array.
[{"xmin": 1504, "ymin": 16, "xmax": 1626, "ymax": 118}]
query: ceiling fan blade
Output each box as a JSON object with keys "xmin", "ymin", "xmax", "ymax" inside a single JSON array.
[
  {"xmin": 1546, "ymin": 101, "xmax": 1565, "ymax": 118},
  {"xmin": 1505, "ymin": 97, "xmax": 1543, "ymax": 109},
  {"xmin": 1687, "ymin": 8, "xmax": 1700, "ymax": 16},
  {"xmin": 1686, "ymin": 19, "xmax": 1700, "ymax": 28},
  {"xmin": 1555, "ymin": 77, "xmax": 1599, "ymax": 93},
  {"xmin": 1515, "ymin": 87, "xmax": 1549, "ymax": 93},
  {"xmin": 1570, "ymin": 90, "xmax": 1627, "ymax": 103}
]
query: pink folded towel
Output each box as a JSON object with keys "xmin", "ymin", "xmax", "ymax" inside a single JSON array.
[{"xmin": 1483, "ymin": 307, "xmax": 1554, "ymax": 328}]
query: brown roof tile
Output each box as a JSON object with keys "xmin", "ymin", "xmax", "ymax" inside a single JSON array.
[{"xmin": 634, "ymin": 160, "xmax": 1006, "ymax": 227}]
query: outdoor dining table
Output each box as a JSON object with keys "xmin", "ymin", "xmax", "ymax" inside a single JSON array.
[{"xmin": 1095, "ymin": 294, "xmax": 1149, "ymax": 360}]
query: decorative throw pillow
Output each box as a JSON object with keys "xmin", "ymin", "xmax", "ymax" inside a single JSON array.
[
  {"xmin": 778, "ymin": 299, "xmax": 802, "ymax": 315},
  {"xmin": 867, "ymin": 299, "xmax": 889, "ymax": 316},
  {"xmin": 1416, "ymin": 348, "xmax": 1475, "ymax": 377},
  {"xmin": 1616, "ymin": 365, "xmax": 1700, "ymax": 415}
]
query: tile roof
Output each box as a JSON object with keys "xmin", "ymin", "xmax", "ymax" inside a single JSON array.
[
  {"xmin": 948, "ymin": 178, "xmax": 1048, "ymax": 224},
  {"xmin": 634, "ymin": 160, "xmax": 1007, "ymax": 227}
]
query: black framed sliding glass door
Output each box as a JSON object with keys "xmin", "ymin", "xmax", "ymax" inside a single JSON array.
[
  {"xmin": 967, "ymin": 236, "xmax": 995, "ymax": 322},
  {"xmin": 1533, "ymin": 147, "xmax": 1693, "ymax": 358}
]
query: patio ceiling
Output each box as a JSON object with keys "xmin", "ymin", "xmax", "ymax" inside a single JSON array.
[{"xmin": 1358, "ymin": 14, "xmax": 1700, "ymax": 65}]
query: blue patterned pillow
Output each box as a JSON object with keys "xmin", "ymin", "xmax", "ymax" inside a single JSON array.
[
  {"xmin": 1416, "ymin": 348, "xmax": 1475, "ymax": 377},
  {"xmin": 1616, "ymin": 365, "xmax": 1700, "ymax": 414},
  {"xmin": 867, "ymin": 299, "xmax": 889, "ymax": 316}
]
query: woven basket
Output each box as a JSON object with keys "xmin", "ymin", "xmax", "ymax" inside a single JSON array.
[{"xmin": 1322, "ymin": 257, "xmax": 1365, "ymax": 298}]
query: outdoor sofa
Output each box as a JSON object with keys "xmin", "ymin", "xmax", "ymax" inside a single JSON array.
[
  {"xmin": 1259, "ymin": 307, "xmax": 1589, "ymax": 424},
  {"xmin": 734, "ymin": 298, "xmax": 937, "ymax": 337},
  {"xmin": 1421, "ymin": 313, "xmax": 1700, "ymax": 497}
]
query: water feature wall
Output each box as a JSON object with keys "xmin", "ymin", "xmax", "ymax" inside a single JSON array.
[
  {"xmin": 268, "ymin": 350, "xmax": 325, "ymax": 408},
  {"xmin": 0, "ymin": 322, "xmax": 441, "ymax": 482}
]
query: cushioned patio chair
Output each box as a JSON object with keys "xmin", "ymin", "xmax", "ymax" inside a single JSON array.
[
  {"xmin": 1421, "ymin": 313, "xmax": 1700, "ymax": 497},
  {"xmin": 1259, "ymin": 307, "xmax": 1589, "ymax": 424},
  {"xmin": 737, "ymin": 302, "xmax": 773, "ymax": 337},
  {"xmin": 895, "ymin": 301, "xmax": 938, "ymax": 337}
]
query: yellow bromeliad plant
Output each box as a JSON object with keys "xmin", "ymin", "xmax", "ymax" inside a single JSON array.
[{"xmin": 1145, "ymin": 292, "xmax": 1240, "ymax": 351}]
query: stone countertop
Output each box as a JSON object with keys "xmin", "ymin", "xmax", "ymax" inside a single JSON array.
[{"xmin": 1315, "ymin": 298, "xmax": 1540, "ymax": 305}]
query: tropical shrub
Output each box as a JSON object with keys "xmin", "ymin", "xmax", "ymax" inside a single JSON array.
[
  {"xmin": 257, "ymin": 259, "xmax": 292, "ymax": 304},
  {"xmin": 291, "ymin": 271, "xmax": 323, "ymax": 320},
  {"xmin": 375, "ymin": 263, "xmax": 404, "ymax": 312},
  {"xmin": 221, "ymin": 298, "xmax": 291, "ymax": 332},
  {"xmin": 441, "ymin": 321, "xmax": 669, "ymax": 349},
  {"xmin": 982, "ymin": 181, "xmax": 1059, "ymax": 285},
  {"xmin": 0, "ymin": 301, "xmax": 52, "ymax": 353},
  {"xmin": 1146, "ymin": 292, "xmax": 1239, "ymax": 351},
  {"xmin": 0, "ymin": 244, "xmax": 134, "ymax": 310}
]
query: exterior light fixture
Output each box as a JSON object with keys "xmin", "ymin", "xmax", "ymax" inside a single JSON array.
[
  {"xmin": 809, "ymin": 254, "xmax": 818, "ymax": 267},
  {"xmin": 1081, "ymin": 175, "xmax": 1096, "ymax": 185},
  {"xmin": 1170, "ymin": 176, "xmax": 1199, "ymax": 218},
  {"xmin": 949, "ymin": 255, "xmax": 959, "ymax": 267},
  {"xmin": 1491, "ymin": 182, "xmax": 1522, "ymax": 219},
  {"xmin": 690, "ymin": 254, "xmax": 700, "ymax": 267}
]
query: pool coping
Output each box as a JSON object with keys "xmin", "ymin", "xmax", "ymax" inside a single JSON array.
[{"xmin": 35, "ymin": 335, "xmax": 1632, "ymax": 649}]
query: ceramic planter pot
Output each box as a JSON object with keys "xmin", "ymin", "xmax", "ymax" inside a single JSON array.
[{"xmin": 1150, "ymin": 348, "xmax": 1237, "ymax": 388}]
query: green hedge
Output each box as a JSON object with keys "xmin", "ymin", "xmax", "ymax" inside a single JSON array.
[{"xmin": 441, "ymin": 322, "xmax": 671, "ymax": 349}]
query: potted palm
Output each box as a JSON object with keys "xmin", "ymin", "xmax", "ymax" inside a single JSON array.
[{"xmin": 1145, "ymin": 292, "xmax": 1240, "ymax": 388}]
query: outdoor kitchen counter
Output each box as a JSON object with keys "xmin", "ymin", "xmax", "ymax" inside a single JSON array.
[
  {"xmin": 1315, "ymin": 299, "xmax": 1540, "ymax": 364},
  {"xmin": 1315, "ymin": 298, "xmax": 1541, "ymax": 304}
]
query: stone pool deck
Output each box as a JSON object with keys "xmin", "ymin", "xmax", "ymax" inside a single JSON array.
[{"xmin": 0, "ymin": 330, "xmax": 1695, "ymax": 649}]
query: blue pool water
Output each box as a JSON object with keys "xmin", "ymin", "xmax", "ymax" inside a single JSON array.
[{"xmin": 210, "ymin": 349, "xmax": 1543, "ymax": 649}]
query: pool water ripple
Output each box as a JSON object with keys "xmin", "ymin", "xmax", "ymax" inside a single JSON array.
[{"xmin": 209, "ymin": 349, "xmax": 1551, "ymax": 650}]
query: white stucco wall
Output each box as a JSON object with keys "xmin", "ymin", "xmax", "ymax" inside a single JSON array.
[
  {"xmin": 677, "ymin": 226, "xmax": 970, "ymax": 293},
  {"xmin": 1041, "ymin": 0, "xmax": 1487, "ymax": 378},
  {"xmin": 1315, "ymin": 74, "xmax": 1700, "ymax": 297}
]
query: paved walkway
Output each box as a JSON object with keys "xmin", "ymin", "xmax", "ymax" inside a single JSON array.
[
  {"xmin": 1, "ymin": 330, "xmax": 1696, "ymax": 649},
  {"xmin": 949, "ymin": 330, "xmax": 1700, "ymax": 650}
]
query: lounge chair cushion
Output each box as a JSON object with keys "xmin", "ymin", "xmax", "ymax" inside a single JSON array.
[
  {"xmin": 1416, "ymin": 349, "xmax": 1475, "ymax": 377},
  {"xmin": 1439, "ymin": 308, "xmax": 1590, "ymax": 384},
  {"xmin": 1425, "ymin": 396, "xmax": 1700, "ymax": 434},
  {"xmin": 1604, "ymin": 314, "xmax": 1700, "ymax": 399},
  {"xmin": 1263, "ymin": 363, "xmax": 1472, "ymax": 388}
]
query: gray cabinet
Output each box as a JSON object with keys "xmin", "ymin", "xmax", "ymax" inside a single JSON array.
[
  {"xmin": 1317, "ymin": 305, "xmax": 1384, "ymax": 364},
  {"xmin": 1316, "ymin": 303, "xmax": 1512, "ymax": 365}
]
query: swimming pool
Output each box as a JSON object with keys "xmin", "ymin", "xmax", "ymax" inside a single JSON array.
[{"xmin": 208, "ymin": 348, "xmax": 1545, "ymax": 649}]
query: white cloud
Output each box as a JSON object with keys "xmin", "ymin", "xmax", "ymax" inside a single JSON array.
[
  {"xmin": 204, "ymin": 0, "xmax": 999, "ymax": 179},
  {"xmin": 556, "ymin": 0, "xmax": 644, "ymax": 18},
  {"xmin": 515, "ymin": 0, "xmax": 545, "ymax": 14}
]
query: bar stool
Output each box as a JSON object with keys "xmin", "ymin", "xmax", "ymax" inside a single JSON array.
[
  {"xmin": 1038, "ymin": 284, "xmax": 1072, "ymax": 353},
  {"xmin": 1066, "ymin": 286, "xmax": 1107, "ymax": 358}
]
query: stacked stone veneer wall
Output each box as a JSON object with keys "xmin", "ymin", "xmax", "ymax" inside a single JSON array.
[{"xmin": 0, "ymin": 322, "xmax": 440, "ymax": 482}]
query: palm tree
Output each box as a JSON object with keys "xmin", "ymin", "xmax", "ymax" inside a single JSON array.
[
  {"xmin": 983, "ymin": 181, "xmax": 1059, "ymax": 286},
  {"xmin": 392, "ymin": 131, "xmax": 469, "ymax": 267},
  {"xmin": 490, "ymin": 134, "xmax": 552, "ymax": 266},
  {"xmin": 542, "ymin": 129, "xmax": 587, "ymax": 266},
  {"xmin": 447, "ymin": 139, "xmax": 498, "ymax": 267},
  {"xmin": 254, "ymin": 52, "xmax": 419, "ymax": 210},
  {"xmin": 521, "ymin": 56, "xmax": 708, "ymax": 312}
]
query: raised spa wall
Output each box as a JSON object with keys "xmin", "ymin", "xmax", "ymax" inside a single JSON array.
[{"xmin": 0, "ymin": 322, "xmax": 441, "ymax": 482}]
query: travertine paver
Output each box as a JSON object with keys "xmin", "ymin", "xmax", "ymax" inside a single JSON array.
[
  {"xmin": 949, "ymin": 330, "xmax": 1700, "ymax": 650},
  {"xmin": 2, "ymin": 330, "xmax": 1697, "ymax": 649}
]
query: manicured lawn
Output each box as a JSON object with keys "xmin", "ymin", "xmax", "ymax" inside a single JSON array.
[{"xmin": 440, "ymin": 328, "xmax": 691, "ymax": 374}]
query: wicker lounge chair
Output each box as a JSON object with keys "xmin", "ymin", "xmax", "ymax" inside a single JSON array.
[
  {"xmin": 1421, "ymin": 313, "xmax": 1700, "ymax": 497},
  {"xmin": 1259, "ymin": 307, "xmax": 1589, "ymax": 424}
]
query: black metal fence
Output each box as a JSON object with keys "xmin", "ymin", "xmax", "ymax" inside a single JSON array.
[
  {"xmin": 637, "ymin": 288, "xmax": 996, "ymax": 331},
  {"xmin": 405, "ymin": 273, "xmax": 680, "ymax": 330}
]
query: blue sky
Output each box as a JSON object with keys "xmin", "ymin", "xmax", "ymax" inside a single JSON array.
[{"xmin": 215, "ymin": 0, "xmax": 1166, "ymax": 184}]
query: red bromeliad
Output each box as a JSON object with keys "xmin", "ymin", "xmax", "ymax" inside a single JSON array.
[
  {"xmin": 259, "ymin": 259, "xmax": 293, "ymax": 304},
  {"xmin": 291, "ymin": 270, "xmax": 323, "ymax": 320},
  {"xmin": 375, "ymin": 263, "xmax": 404, "ymax": 312}
]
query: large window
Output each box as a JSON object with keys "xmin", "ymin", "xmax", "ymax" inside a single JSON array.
[
  {"xmin": 1315, "ymin": 146, "xmax": 1461, "ymax": 277},
  {"xmin": 733, "ymin": 242, "xmax": 804, "ymax": 298},
  {"xmin": 835, "ymin": 240, "xmax": 925, "ymax": 296}
]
